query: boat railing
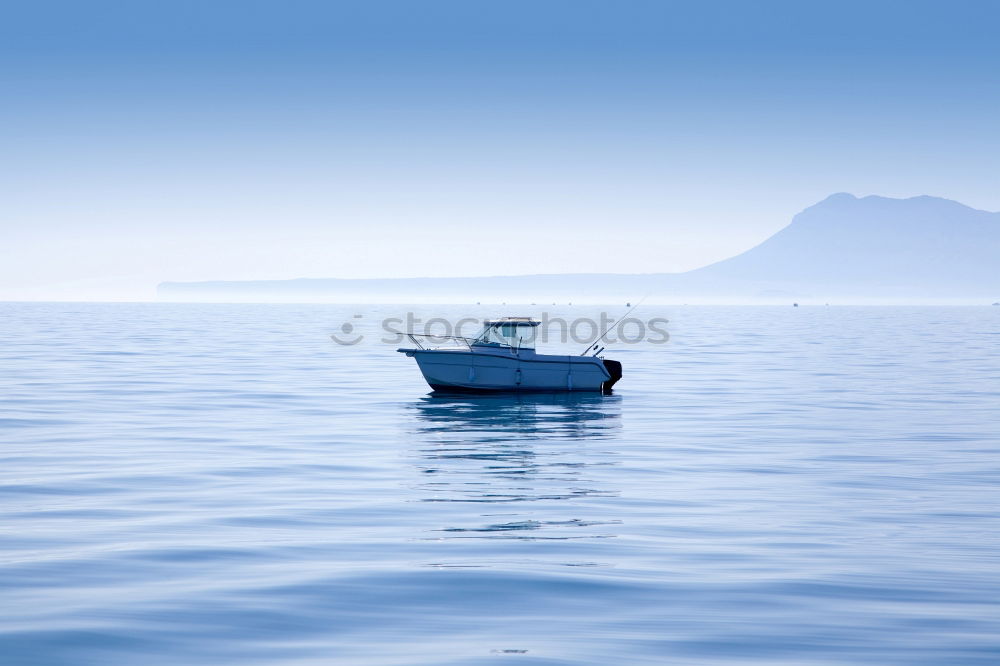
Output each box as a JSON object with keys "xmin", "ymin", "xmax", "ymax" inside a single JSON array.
[{"xmin": 405, "ymin": 333, "xmax": 476, "ymax": 351}]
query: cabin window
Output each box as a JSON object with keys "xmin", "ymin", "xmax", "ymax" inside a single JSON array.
[
  {"xmin": 506, "ymin": 324, "xmax": 537, "ymax": 349},
  {"xmin": 473, "ymin": 322, "xmax": 538, "ymax": 349}
]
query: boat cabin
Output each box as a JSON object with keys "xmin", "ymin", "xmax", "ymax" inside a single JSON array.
[{"xmin": 472, "ymin": 317, "xmax": 540, "ymax": 350}]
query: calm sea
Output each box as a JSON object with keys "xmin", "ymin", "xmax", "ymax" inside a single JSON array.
[{"xmin": 2, "ymin": 303, "xmax": 999, "ymax": 665}]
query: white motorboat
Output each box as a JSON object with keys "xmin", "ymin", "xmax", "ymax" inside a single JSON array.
[{"xmin": 397, "ymin": 317, "xmax": 622, "ymax": 393}]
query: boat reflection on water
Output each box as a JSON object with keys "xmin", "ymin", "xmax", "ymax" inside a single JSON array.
[{"xmin": 407, "ymin": 392, "xmax": 623, "ymax": 544}]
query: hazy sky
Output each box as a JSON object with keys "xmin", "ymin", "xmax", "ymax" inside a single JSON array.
[{"xmin": 3, "ymin": 0, "xmax": 999, "ymax": 300}]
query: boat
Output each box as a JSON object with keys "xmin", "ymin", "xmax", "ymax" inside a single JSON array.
[{"xmin": 397, "ymin": 317, "xmax": 622, "ymax": 393}]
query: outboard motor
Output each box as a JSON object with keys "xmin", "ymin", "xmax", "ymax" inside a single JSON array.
[{"xmin": 602, "ymin": 359, "xmax": 622, "ymax": 394}]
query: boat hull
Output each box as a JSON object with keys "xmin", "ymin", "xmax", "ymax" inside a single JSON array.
[{"xmin": 399, "ymin": 348, "xmax": 615, "ymax": 392}]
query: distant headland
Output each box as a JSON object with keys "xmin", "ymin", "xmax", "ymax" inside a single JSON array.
[{"xmin": 158, "ymin": 194, "xmax": 1000, "ymax": 304}]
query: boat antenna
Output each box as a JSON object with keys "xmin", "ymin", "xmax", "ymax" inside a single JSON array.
[{"xmin": 579, "ymin": 294, "xmax": 649, "ymax": 355}]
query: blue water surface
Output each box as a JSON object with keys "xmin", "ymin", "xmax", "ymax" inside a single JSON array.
[{"xmin": 1, "ymin": 303, "xmax": 999, "ymax": 665}]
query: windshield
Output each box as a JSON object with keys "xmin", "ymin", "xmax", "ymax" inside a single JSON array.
[{"xmin": 473, "ymin": 322, "xmax": 538, "ymax": 349}]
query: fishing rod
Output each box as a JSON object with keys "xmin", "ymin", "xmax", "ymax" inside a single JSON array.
[{"xmin": 578, "ymin": 294, "xmax": 649, "ymax": 356}]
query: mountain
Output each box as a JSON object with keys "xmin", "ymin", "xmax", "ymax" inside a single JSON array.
[
  {"xmin": 158, "ymin": 194, "xmax": 1000, "ymax": 303},
  {"xmin": 677, "ymin": 193, "xmax": 1000, "ymax": 294}
]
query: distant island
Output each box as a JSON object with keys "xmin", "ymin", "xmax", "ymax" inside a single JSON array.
[{"xmin": 158, "ymin": 194, "xmax": 1000, "ymax": 304}]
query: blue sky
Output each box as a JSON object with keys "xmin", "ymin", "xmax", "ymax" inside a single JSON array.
[{"xmin": 3, "ymin": 0, "xmax": 998, "ymax": 299}]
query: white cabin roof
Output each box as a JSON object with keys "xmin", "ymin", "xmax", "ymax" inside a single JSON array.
[{"xmin": 483, "ymin": 317, "xmax": 540, "ymax": 327}]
